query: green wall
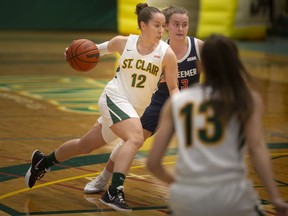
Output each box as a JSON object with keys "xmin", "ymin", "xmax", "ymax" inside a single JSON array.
[{"xmin": 0, "ymin": 0, "xmax": 117, "ymax": 31}]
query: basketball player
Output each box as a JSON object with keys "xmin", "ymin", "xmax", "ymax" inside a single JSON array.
[
  {"xmin": 147, "ymin": 35, "xmax": 288, "ymax": 216},
  {"xmin": 24, "ymin": 3, "xmax": 179, "ymax": 212},
  {"xmin": 84, "ymin": 5, "xmax": 204, "ymax": 194}
]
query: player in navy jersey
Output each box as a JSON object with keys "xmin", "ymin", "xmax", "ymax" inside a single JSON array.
[{"xmin": 84, "ymin": 5, "xmax": 204, "ymax": 194}]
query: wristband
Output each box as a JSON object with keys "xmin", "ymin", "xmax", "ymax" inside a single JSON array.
[{"xmin": 97, "ymin": 41, "xmax": 110, "ymax": 57}]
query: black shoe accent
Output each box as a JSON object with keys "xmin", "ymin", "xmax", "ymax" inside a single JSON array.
[
  {"xmin": 100, "ymin": 186, "xmax": 132, "ymax": 212},
  {"xmin": 25, "ymin": 150, "xmax": 49, "ymax": 188}
]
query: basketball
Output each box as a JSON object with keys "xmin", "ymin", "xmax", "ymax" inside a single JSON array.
[{"xmin": 66, "ymin": 39, "xmax": 100, "ymax": 72}]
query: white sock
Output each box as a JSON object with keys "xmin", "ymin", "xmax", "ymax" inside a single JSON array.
[{"xmin": 100, "ymin": 167, "xmax": 112, "ymax": 180}]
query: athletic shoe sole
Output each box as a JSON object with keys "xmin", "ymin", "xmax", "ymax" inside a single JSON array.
[
  {"xmin": 24, "ymin": 167, "xmax": 33, "ymax": 187},
  {"xmin": 24, "ymin": 149, "xmax": 39, "ymax": 188},
  {"xmin": 84, "ymin": 188, "xmax": 105, "ymax": 194},
  {"xmin": 99, "ymin": 198, "xmax": 132, "ymax": 213}
]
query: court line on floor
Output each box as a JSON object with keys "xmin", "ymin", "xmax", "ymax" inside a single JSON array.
[
  {"xmin": 0, "ymin": 161, "xmax": 176, "ymax": 200},
  {"xmin": 0, "ymin": 159, "xmax": 279, "ymax": 215},
  {"xmin": 1, "ymin": 150, "xmax": 287, "ymax": 200}
]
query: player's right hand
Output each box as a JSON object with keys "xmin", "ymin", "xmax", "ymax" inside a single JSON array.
[{"xmin": 64, "ymin": 47, "xmax": 68, "ymax": 58}]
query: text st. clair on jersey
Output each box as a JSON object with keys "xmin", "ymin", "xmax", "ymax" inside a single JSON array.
[{"xmin": 122, "ymin": 59, "xmax": 159, "ymax": 76}]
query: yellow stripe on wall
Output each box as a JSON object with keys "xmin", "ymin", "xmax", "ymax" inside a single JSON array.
[
  {"xmin": 117, "ymin": 0, "xmax": 145, "ymax": 35},
  {"xmin": 197, "ymin": 0, "xmax": 267, "ymax": 39},
  {"xmin": 197, "ymin": 0, "xmax": 238, "ymax": 38}
]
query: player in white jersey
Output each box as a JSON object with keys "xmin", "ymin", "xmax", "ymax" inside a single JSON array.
[
  {"xmin": 83, "ymin": 5, "xmax": 204, "ymax": 195},
  {"xmin": 98, "ymin": 33, "xmax": 172, "ymax": 142},
  {"xmin": 147, "ymin": 35, "xmax": 288, "ymax": 216},
  {"xmin": 24, "ymin": 3, "xmax": 179, "ymax": 212}
]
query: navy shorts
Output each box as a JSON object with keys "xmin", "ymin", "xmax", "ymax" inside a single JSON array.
[{"xmin": 140, "ymin": 82, "xmax": 170, "ymax": 134}]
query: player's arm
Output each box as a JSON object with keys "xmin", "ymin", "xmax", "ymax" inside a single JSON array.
[
  {"xmin": 146, "ymin": 98, "xmax": 175, "ymax": 184},
  {"xmin": 196, "ymin": 38, "xmax": 204, "ymax": 62},
  {"xmin": 96, "ymin": 35, "xmax": 128, "ymax": 57},
  {"xmin": 196, "ymin": 38, "xmax": 205, "ymax": 82},
  {"xmin": 162, "ymin": 47, "xmax": 179, "ymax": 96},
  {"xmin": 245, "ymin": 91, "xmax": 288, "ymax": 214},
  {"xmin": 64, "ymin": 36, "xmax": 127, "ymax": 58}
]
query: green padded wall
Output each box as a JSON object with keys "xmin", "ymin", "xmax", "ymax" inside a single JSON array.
[{"xmin": 0, "ymin": 0, "xmax": 117, "ymax": 31}]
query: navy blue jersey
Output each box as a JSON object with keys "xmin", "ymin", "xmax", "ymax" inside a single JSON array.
[
  {"xmin": 176, "ymin": 37, "xmax": 200, "ymax": 89},
  {"xmin": 141, "ymin": 37, "xmax": 200, "ymax": 134}
]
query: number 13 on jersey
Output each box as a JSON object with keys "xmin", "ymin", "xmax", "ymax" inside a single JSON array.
[{"xmin": 180, "ymin": 101, "xmax": 223, "ymax": 147}]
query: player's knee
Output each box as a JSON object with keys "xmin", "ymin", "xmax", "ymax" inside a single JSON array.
[{"xmin": 130, "ymin": 135, "xmax": 144, "ymax": 149}]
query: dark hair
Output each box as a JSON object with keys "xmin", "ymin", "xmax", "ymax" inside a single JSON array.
[
  {"xmin": 201, "ymin": 34, "xmax": 253, "ymax": 124},
  {"xmin": 162, "ymin": 5, "xmax": 189, "ymax": 24},
  {"xmin": 135, "ymin": 3, "xmax": 162, "ymax": 29}
]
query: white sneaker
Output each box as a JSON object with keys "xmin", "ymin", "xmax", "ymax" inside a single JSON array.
[{"xmin": 84, "ymin": 175, "xmax": 109, "ymax": 194}]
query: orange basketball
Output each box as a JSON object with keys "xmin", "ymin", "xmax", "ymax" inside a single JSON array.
[{"xmin": 66, "ymin": 39, "xmax": 100, "ymax": 72}]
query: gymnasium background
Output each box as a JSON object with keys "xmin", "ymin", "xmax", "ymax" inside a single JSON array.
[{"xmin": 0, "ymin": 0, "xmax": 287, "ymax": 39}]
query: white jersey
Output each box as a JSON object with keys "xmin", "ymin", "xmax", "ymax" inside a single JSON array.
[
  {"xmin": 169, "ymin": 85, "xmax": 264, "ymax": 216},
  {"xmin": 171, "ymin": 85, "xmax": 247, "ymax": 184},
  {"xmin": 108, "ymin": 34, "xmax": 169, "ymax": 111},
  {"xmin": 97, "ymin": 34, "xmax": 169, "ymax": 143}
]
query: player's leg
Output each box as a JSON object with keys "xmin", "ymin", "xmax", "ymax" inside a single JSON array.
[
  {"xmin": 100, "ymin": 118, "xmax": 144, "ymax": 212},
  {"xmin": 84, "ymin": 140, "xmax": 123, "ymax": 193},
  {"xmin": 84, "ymin": 102, "xmax": 157, "ymax": 194},
  {"xmin": 25, "ymin": 122, "xmax": 107, "ymax": 188},
  {"xmin": 84, "ymin": 127, "xmax": 153, "ymax": 194}
]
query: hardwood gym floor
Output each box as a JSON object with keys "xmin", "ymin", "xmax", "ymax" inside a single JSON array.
[{"xmin": 0, "ymin": 31, "xmax": 287, "ymax": 215}]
